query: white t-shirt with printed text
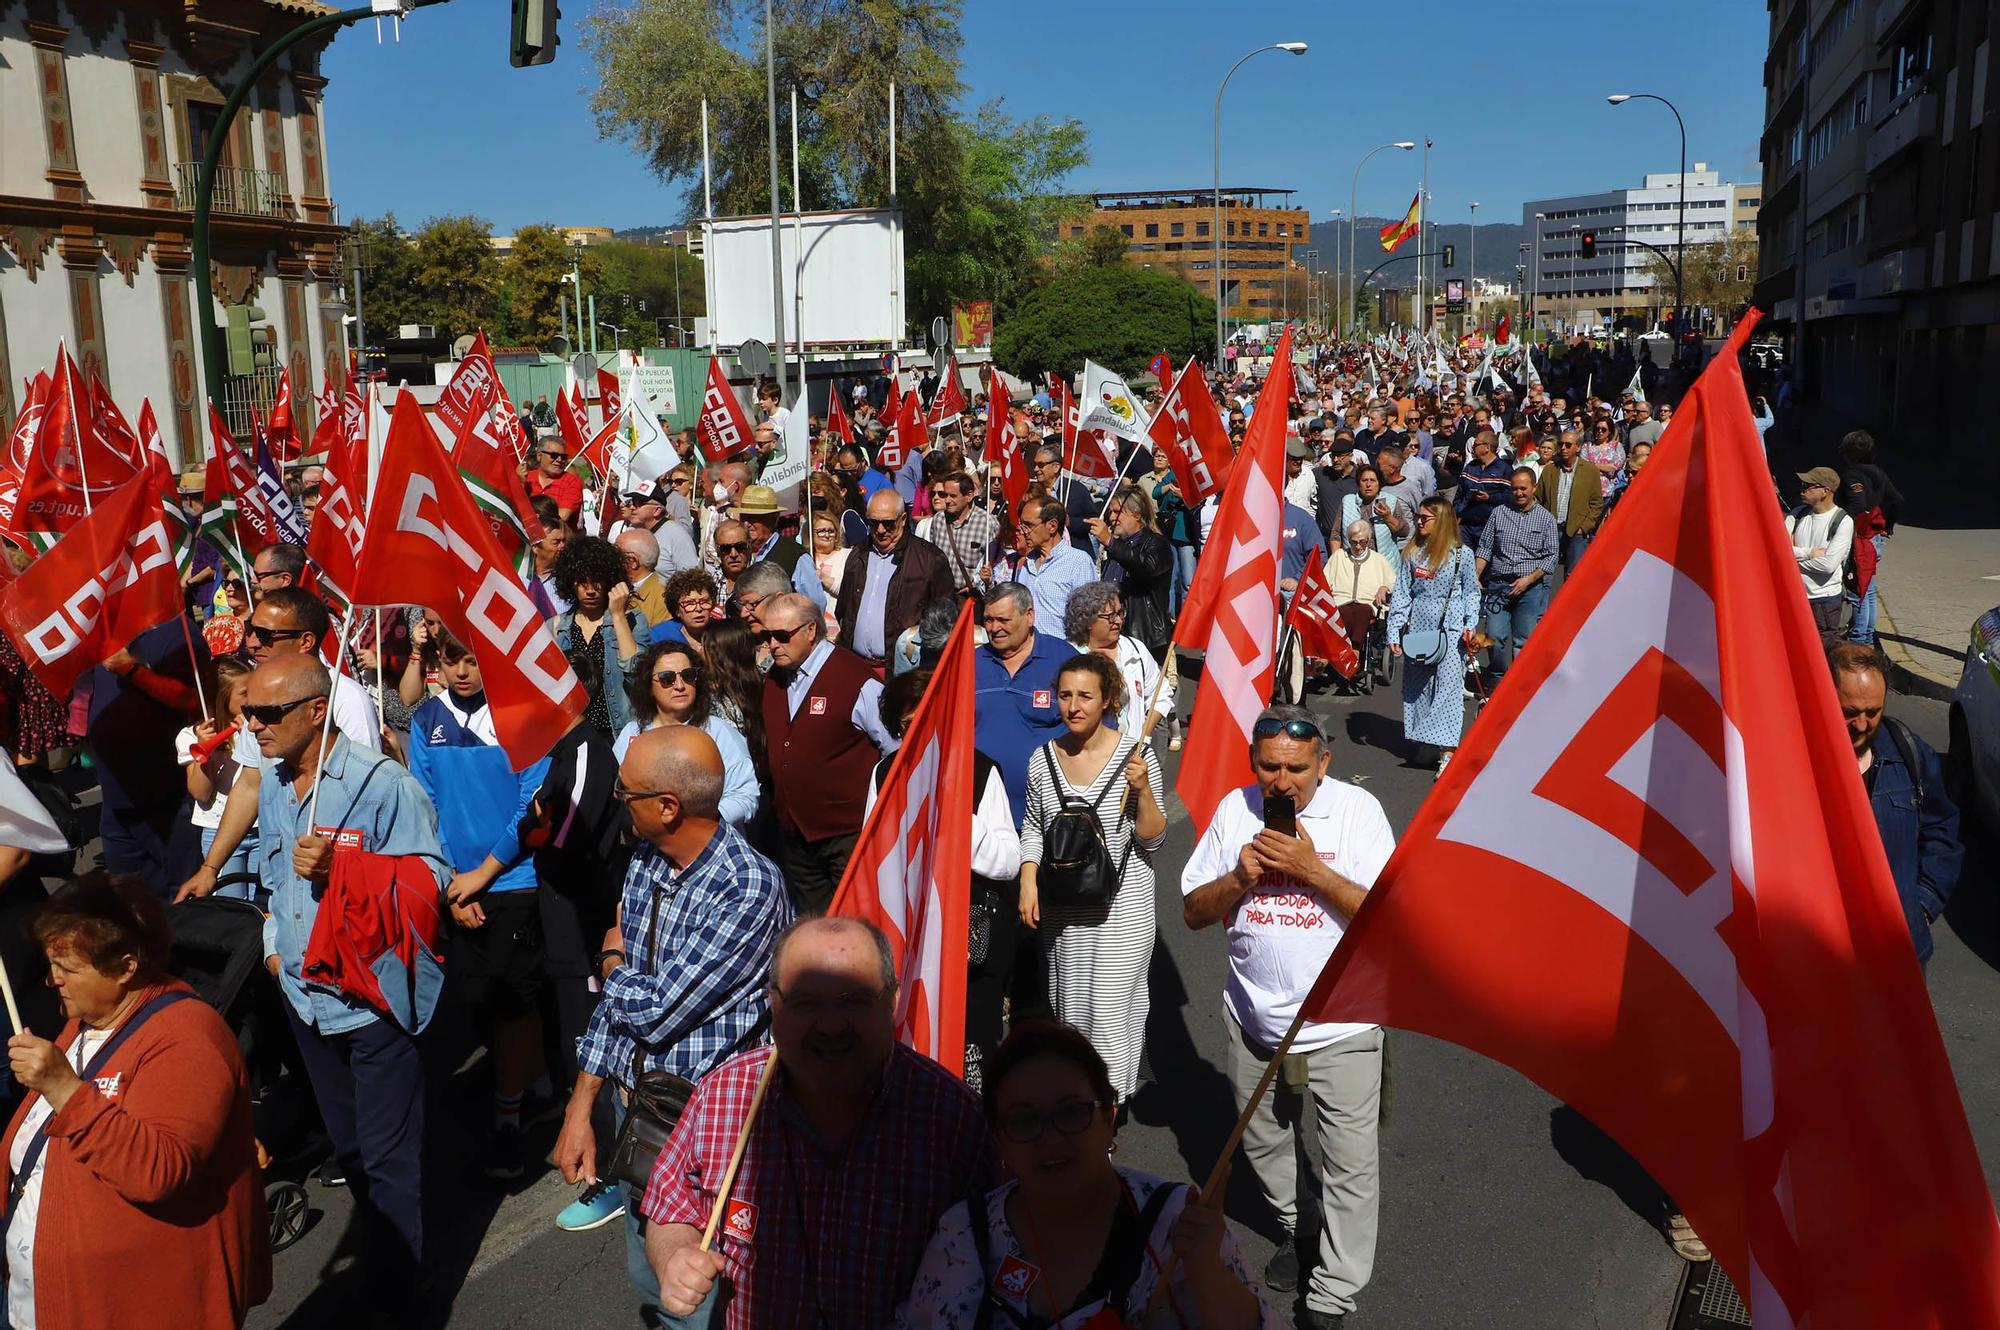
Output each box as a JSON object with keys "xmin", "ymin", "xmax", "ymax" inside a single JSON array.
[{"xmin": 1181, "ymin": 778, "xmax": 1397, "ymax": 1053}]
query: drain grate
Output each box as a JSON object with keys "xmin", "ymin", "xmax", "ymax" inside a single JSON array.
[{"xmin": 1671, "ymin": 1260, "xmax": 1753, "ymax": 1329}]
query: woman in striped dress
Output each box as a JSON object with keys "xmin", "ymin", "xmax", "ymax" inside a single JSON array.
[
  {"xmin": 1386, "ymin": 495, "xmax": 1481, "ymax": 776},
  {"xmin": 1017, "ymin": 653, "xmax": 1167, "ymax": 1103}
]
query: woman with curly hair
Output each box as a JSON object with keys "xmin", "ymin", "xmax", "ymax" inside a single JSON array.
[
  {"xmin": 551, "ymin": 535, "xmax": 651, "ymax": 738},
  {"xmin": 614, "ymin": 641, "xmax": 759, "ymax": 826},
  {"xmin": 661, "ymin": 568, "xmax": 718, "ymax": 656}
]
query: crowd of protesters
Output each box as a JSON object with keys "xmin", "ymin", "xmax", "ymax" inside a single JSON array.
[{"xmin": 0, "ymin": 324, "xmax": 1954, "ymax": 1330}]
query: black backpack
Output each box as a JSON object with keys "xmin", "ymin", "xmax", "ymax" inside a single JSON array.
[
  {"xmin": 14, "ymin": 766, "xmax": 79, "ymax": 882},
  {"xmin": 1036, "ymin": 742, "xmax": 1134, "ymax": 911}
]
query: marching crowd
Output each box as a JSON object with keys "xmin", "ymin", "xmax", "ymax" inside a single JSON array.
[{"xmin": 0, "ymin": 329, "xmax": 1961, "ymax": 1330}]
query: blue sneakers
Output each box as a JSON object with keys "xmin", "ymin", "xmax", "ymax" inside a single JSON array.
[{"xmin": 556, "ymin": 1179, "xmax": 627, "ymax": 1232}]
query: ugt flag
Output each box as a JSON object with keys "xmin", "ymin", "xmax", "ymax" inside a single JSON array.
[
  {"xmin": 1303, "ymin": 312, "xmax": 2000, "ymax": 1328},
  {"xmin": 829, "ymin": 599, "xmax": 975, "ymax": 1075}
]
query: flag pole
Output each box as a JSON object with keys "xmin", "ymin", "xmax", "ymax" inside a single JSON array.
[
  {"xmin": 699, "ymin": 1047, "xmax": 780, "ymax": 1252},
  {"xmin": 177, "ymin": 608, "xmax": 212, "ymax": 724},
  {"xmin": 306, "ymin": 605, "xmax": 359, "ymax": 829},
  {"xmin": 1201, "ymin": 999, "xmax": 1314, "ymax": 1207},
  {"xmin": 0, "ymin": 953, "xmax": 23, "ymax": 1035},
  {"xmin": 1097, "ymin": 438, "xmax": 1149, "ymax": 521}
]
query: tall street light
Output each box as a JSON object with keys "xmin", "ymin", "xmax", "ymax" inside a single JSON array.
[
  {"xmin": 1304, "ymin": 248, "xmax": 1318, "ymax": 326},
  {"xmin": 1349, "ymin": 141, "xmax": 1416, "ymax": 337},
  {"xmin": 1609, "ymin": 92, "xmax": 1687, "ymax": 339},
  {"xmin": 1214, "ymin": 41, "xmax": 1308, "ymax": 370},
  {"xmin": 1325, "ymin": 210, "xmax": 1341, "ymax": 335}
]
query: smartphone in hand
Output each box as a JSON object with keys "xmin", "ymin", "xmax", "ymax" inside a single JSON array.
[{"xmin": 1263, "ymin": 793, "xmax": 1297, "ymax": 838}]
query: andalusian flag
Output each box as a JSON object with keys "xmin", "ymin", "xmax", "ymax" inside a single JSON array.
[{"xmin": 1380, "ymin": 193, "xmax": 1420, "ymax": 252}]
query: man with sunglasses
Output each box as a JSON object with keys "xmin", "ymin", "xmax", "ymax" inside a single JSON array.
[
  {"xmin": 555, "ymin": 726, "xmax": 791, "ymax": 1322},
  {"xmin": 735, "ymin": 484, "xmax": 826, "ymax": 611},
  {"xmin": 710, "ymin": 520, "xmax": 755, "ymax": 606},
  {"xmin": 992, "ymin": 494, "xmax": 1093, "ymax": 627},
  {"xmin": 178, "ymin": 588, "xmax": 380, "ymax": 904},
  {"xmin": 249, "ymin": 653, "xmax": 450, "ymax": 1304},
  {"xmin": 1181, "ymin": 706, "xmax": 1396, "ymax": 1329},
  {"xmin": 1533, "ymin": 429, "xmax": 1605, "ymax": 577},
  {"xmin": 758, "ymin": 592, "xmax": 894, "ymax": 913},
  {"xmin": 526, "ymin": 440, "xmax": 584, "ymax": 527},
  {"xmin": 833, "ymin": 490, "xmax": 954, "ymax": 668}
]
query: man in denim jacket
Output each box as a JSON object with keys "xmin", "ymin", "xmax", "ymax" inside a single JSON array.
[{"xmin": 1831, "ymin": 644, "xmax": 1964, "ymax": 967}]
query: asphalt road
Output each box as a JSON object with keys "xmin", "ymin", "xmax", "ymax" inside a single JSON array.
[{"xmin": 247, "ymin": 679, "xmax": 1998, "ymax": 1330}]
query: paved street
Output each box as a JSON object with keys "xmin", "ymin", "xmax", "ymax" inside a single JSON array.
[{"xmin": 246, "ymin": 671, "xmax": 1999, "ymax": 1330}]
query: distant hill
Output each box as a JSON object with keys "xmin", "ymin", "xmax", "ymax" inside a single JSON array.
[{"xmin": 1300, "ymin": 217, "xmax": 1528, "ymax": 288}]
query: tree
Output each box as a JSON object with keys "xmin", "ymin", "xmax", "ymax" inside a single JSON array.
[
  {"xmin": 581, "ymin": 0, "xmax": 1088, "ymax": 324},
  {"xmin": 1639, "ymin": 230, "xmax": 1759, "ymax": 325},
  {"xmin": 406, "ymin": 215, "xmax": 502, "ymax": 337},
  {"xmin": 584, "ymin": 240, "xmax": 707, "ymax": 348},
  {"xmin": 1046, "ymin": 223, "xmax": 1130, "ymax": 280},
  {"xmin": 497, "ymin": 224, "xmax": 592, "ymax": 349},
  {"xmin": 992, "ymin": 266, "xmax": 1214, "ymax": 383},
  {"xmin": 349, "ymin": 214, "xmax": 418, "ymax": 339}
]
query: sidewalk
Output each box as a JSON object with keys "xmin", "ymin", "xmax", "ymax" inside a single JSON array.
[{"xmin": 1873, "ymin": 526, "xmax": 2000, "ymax": 699}]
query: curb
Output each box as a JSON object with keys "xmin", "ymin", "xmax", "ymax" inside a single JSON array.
[{"xmin": 1876, "ymin": 595, "xmax": 1959, "ymax": 703}]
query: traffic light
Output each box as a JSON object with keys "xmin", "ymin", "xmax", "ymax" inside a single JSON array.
[
  {"xmin": 1580, "ymin": 231, "xmax": 1597, "ymax": 259},
  {"xmin": 1736, "ymin": 263, "xmax": 1749, "ymax": 282},
  {"xmin": 223, "ymin": 304, "xmax": 271, "ymax": 376},
  {"xmin": 510, "ymin": 0, "xmax": 559, "ymax": 67},
  {"xmin": 1441, "ymin": 244, "xmax": 1456, "ymax": 269}
]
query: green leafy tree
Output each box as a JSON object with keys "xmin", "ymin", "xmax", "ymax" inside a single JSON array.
[
  {"xmin": 497, "ymin": 224, "xmax": 597, "ymax": 349},
  {"xmin": 581, "ymin": 0, "xmax": 1087, "ymax": 325},
  {"xmin": 1639, "ymin": 231, "xmax": 1759, "ymax": 323},
  {"xmin": 589, "ymin": 240, "xmax": 706, "ymax": 347},
  {"xmin": 406, "ymin": 215, "xmax": 501, "ymax": 338},
  {"xmin": 1046, "ymin": 222, "xmax": 1131, "ymax": 281},
  {"xmin": 349, "ymin": 214, "xmax": 418, "ymax": 339},
  {"xmin": 992, "ymin": 266, "xmax": 1214, "ymax": 383}
]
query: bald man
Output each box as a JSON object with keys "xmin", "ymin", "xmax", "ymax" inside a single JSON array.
[
  {"xmin": 249, "ymin": 653, "xmax": 450, "ymax": 1295},
  {"xmin": 555, "ymin": 726, "xmax": 792, "ymax": 1322},
  {"xmin": 833, "ymin": 488, "xmax": 954, "ymax": 665}
]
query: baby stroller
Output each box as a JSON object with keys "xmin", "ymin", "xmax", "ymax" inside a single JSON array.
[{"xmin": 169, "ymin": 887, "xmax": 317, "ymax": 1253}]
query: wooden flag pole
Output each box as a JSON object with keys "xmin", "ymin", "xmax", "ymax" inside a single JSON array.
[
  {"xmin": 1200, "ymin": 1000, "xmax": 1313, "ymax": 1207},
  {"xmin": 699, "ymin": 1047, "xmax": 781, "ymax": 1252},
  {"xmin": 305, "ymin": 606, "xmax": 359, "ymax": 829},
  {"xmin": 0, "ymin": 953, "xmax": 23, "ymax": 1035}
]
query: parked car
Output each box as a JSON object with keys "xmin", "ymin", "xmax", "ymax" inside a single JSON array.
[{"xmin": 1948, "ymin": 606, "xmax": 2000, "ymax": 832}]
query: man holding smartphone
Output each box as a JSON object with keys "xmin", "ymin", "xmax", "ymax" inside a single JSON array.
[{"xmin": 1181, "ymin": 705, "xmax": 1398, "ymax": 1330}]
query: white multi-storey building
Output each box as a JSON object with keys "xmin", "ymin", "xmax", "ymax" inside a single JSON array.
[
  {"xmin": 0, "ymin": 0, "xmax": 350, "ymax": 468},
  {"xmin": 1521, "ymin": 165, "xmax": 1761, "ymax": 331}
]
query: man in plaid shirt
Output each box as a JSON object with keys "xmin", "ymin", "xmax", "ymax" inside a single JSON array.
[
  {"xmin": 921, "ymin": 470, "xmax": 999, "ymax": 595},
  {"xmin": 553, "ymin": 727, "xmax": 793, "ymax": 1322},
  {"xmin": 642, "ymin": 916, "xmax": 996, "ymax": 1327}
]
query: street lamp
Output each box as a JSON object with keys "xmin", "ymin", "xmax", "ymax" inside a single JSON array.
[
  {"xmin": 1304, "ymin": 248, "xmax": 1318, "ymax": 326},
  {"xmin": 1530, "ymin": 213, "xmax": 1545, "ymax": 333},
  {"xmin": 1325, "ymin": 210, "xmax": 1341, "ymax": 335},
  {"xmin": 1567, "ymin": 223, "xmax": 1582, "ymax": 332},
  {"xmin": 1214, "ymin": 41, "xmax": 1309, "ymax": 369},
  {"xmin": 1349, "ymin": 141, "xmax": 1416, "ymax": 339},
  {"xmin": 1608, "ymin": 92, "xmax": 1687, "ymax": 340}
]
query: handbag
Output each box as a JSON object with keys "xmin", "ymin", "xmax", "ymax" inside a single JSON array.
[
  {"xmin": 607, "ymin": 1046, "xmax": 697, "ymax": 1191},
  {"xmin": 1399, "ymin": 550, "xmax": 1462, "ymax": 667},
  {"xmin": 1035, "ymin": 742, "xmax": 1134, "ymax": 911}
]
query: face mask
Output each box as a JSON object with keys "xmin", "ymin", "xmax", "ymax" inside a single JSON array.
[{"xmin": 711, "ymin": 482, "xmax": 730, "ymax": 504}]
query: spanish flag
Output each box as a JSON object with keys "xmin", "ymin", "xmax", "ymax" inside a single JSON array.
[{"xmin": 1379, "ymin": 193, "xmax": 1420, "ymax": 252}]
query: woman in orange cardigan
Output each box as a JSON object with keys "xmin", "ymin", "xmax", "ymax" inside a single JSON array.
[{"xmin": 1, "ymin": 872, "xmax": 269, "ymax": 1328}]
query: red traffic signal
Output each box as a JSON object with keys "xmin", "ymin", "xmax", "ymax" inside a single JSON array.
[{"xmin": 1580, "ymin": 231, "xmax": 1597, "ymax": 259}]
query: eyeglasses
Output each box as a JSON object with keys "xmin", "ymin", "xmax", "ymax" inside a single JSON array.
[
  {"xmin": 865, "ymin": 516, "xmax": 903, "ymax": 530},
  {"xmin": 996, "ymin": 1098, "xmax": 1104, "ymax": 1144},
  {"xmin": 241, "ymin": 694, "xmax": 323, "ymax": 727},
  {"xmin": 1415, "ymin": 512, "xmax": 1437, "ymax": 525},
  {"xmin": 251, "ymin": 569, "xmax": 287, "ymax": 584},
  {"xmin": 652, "ymin": 667, "xmax": 703, "ymax": 687},
  {"xmin": 772, "ymin": 986, "xmax": 884, "ymax": 1018},
  {"xmin": 669, "ymin": 476, "xmax": 692, "ymax": 488},
  {"xmin": 715, "ymin": 541, "xmax": 750, "ymax": 555},
  {"xmin": 1097, "ymin": 605, "xmax": 1125, "ymax": 621},
  {"xmin": 1252, "ymin": 716, "xmax": 1323, "ymax": 742},
  {"xmin": 678, "ymin": 598, "xmax": 714, "ymax": 614},
  {"xmin": 244, "ymin": 625, "xmax": 306, "ymax": 646},
  {"xmin": 755, "ymin": 622, "xmax": 809, "ymax": 645},
  {"xmin": 611, "ymin": 781, "xmax": 665, "ymax": 803},
  {"xmin": 540, "ymin": 450, "xmax": 569, "ymax": 461},
  {"xmin": 222, "ymin": 577, "xmax": 246, "ymax": 591}
]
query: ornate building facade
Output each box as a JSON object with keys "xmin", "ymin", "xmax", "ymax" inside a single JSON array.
[{"xmin": 0, "ymin": 0, "xmax": 349, "ymax": 467}]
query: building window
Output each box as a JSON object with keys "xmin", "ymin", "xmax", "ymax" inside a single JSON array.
[
  {"xmin": 1892, "ymin": 31, "xmax": 1933, "ymax": 101},
  {"xmin": 1196, "ymin": 221, "xmax": 1209, "ymax": 237},
  {"xmin": 1145, "ymin": 222, "xmax": 1159, "ymax": 238},
  {"xmin": 1258, "ymin": 222, "xmax": 1270, "ymax": 237},
  {"xmin": 1226, "ymin": 221, "xmax": 1236, "ymax": 237},
  {"xmin": 1170, "ymin": 221, "xmax": 1185, "ymax": 237},
  {"xmin": 1069, "ymin": 225, "xmax": 1084, "ymax": 237},
  {"xmin": 1121, "ymin": 224, "xmax": 1133, "ymax": 238}
]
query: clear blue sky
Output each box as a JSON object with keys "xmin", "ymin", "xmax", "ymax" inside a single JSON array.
[{"xmin": 324, "ymin": 0, "xmax": 1767, "ymax": 234}]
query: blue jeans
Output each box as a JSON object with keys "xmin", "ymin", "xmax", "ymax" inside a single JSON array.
[
  {"xmin": 1170, "ymin": 543, "xmax": 1198, "ymax": 614},
  {"xmin": 197, "ymin": 821, "xmax": 260, "ymax": 899},
  {"xmin": 1482, "ymin": 578, "xmax": 1552, "ymax": 678},
  {"xmin": 609, "ymin": 1095, "xmax": 669, "ymax": 1326},
  {"xmin": 1844, "ymin": 533, "xmax": 1884, "ymax": 644}
]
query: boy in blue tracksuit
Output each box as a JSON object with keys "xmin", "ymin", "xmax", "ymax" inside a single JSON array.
[{"xmin": 408, "ymin": 632, "xmax": 553, "ymax": 1179}]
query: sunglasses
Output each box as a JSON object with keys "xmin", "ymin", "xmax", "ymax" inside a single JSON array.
[
  {"xmin": 715, "ymin": 541, "xmax": 750, "ymax": 555},
  {"xmin": 865, "ymin": 516, "xmax": 903, "ymax": 530},
  {"xmin": 541, "ymin": 450, "xmax": 569, "ymax": 460},
  {"xmin": 996, "ymin": 1098, "xmax": 1104, "ymax": 1144},
  {"xmin": 652, "ymin": 667, "xmax": 702, "ymax": 687},
  {"xmin": 244, "ymin": 625, "xmax": 306, "ymax": 645},
  {"xmin": 241, "ymin": 694, "xmax": 322, "ymax": 726},
  {"xmin": 1252, "ymin": 716, "xmax": 1323, "ymax": 742},
  {"xmin": 669, "ymin": 477, "xmax": 692, "ymax": 487},
  {"xmin": 754, "ymin": 622, "xmax": 809, "ymax": 645}
]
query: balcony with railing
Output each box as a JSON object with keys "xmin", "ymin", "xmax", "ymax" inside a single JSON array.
[{"xmin": 173, "ymin": 163, "xmax": 291, "ymax": 218}]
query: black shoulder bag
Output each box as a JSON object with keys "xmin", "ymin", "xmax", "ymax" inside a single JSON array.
[
  {"xmin": 1036, "ymin": 742, "xmax": 1135, "ymax": 911},
  {"xmin": 605, "ymin": 881, "xmax": 700, "ymax": 1191}
]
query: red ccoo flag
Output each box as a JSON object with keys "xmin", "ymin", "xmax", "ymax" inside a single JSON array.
[
  {"xmin": 266, "ymin": 367, "xmax": 299, "ymax": 462},
  {"xmin": 828, "ymin": 598, "xmax": 975, "ymax": 1074},
  {"xmin": 879, "ymin": 383, "xmax": 928, "ymax": 475},
  {"xmin": 696, "ymin": 357, "xmax": 754, "ymax": 463},
  {"xmin": 1302, "ymin": 312, "xmax": 2000, "ymax": 1327},
  {"xmin": 1147, "ymin": 358, "xmax": 1236, "ymax": 505},
  {"xmin": 983, "ymin": 374, "xmax": 1030, "ymax": 513},
  {"xmin": 825, "ymin": 386, "xmax": 852, "ymax": 448},
  {"xmin": 926, "ymin": 355, "xmax": 966, "ymax": 427},
  {"xmin": 557, "ymin": 384, "xmax": 591, "ymax": 461},
  {"xmin": 1283, "ymin": 548, "xmax": 1360, "ymax": 679},
  {"xmin": 351, "ymin": 393, "xmax": 585, "ymax": 770},
  {"xmin": 597, "ymin": 365, "xmax": 621, "ymax": 423},
  {"xmin": 1173, "ymin": 326, "xmax": 1293, "ymax": 835},
  {"xmin": 435, "ymin": 331, "xmax": 501, "ymax": 441},
  {"xmin": 15, "ymin": 345, "xmax": 145, "ymax": 549},
  {"xmin": 0, "ymin": 474, "xmax": 181, "ymax": 697}
]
